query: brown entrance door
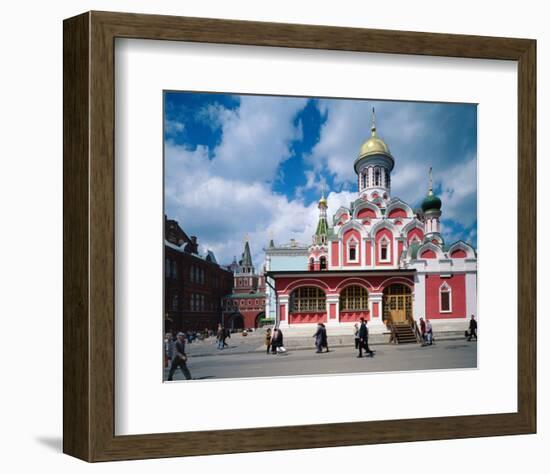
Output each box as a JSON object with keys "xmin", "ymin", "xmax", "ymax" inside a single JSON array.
[{"xmin": 383, "ymin": 284, "xmax": 412, "ymax": 324}]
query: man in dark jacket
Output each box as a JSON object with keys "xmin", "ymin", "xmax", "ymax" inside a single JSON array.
[
  {"xmin": 358, "ymin": 318, "xmax": 374, "ymax": 358},
  {"xmin": 320, "ymin": 323, "xmax": 329, "ymax": 352},
  {"xmin": 167, "ymin": 332, "xmax": 192, "ymax": 381},
  {"xmin": 313, "ymin": 323, "xmax": 323, "ymax": 353},
  {"xmin": 468, "ymin": 315, "xmax": 477, "ymax": 341}
]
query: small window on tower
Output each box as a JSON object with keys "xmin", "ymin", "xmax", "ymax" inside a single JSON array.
[
  {"xmin": 320, "ymin": 256, "xmax": 327, "ymax": 270},
  {"xmin": 379, "ymin": 237, "xmax": 390, "ymax": 262},
  {"xmin": 348, "ymin": 240, "xmax": 358, "ymax": 262}
]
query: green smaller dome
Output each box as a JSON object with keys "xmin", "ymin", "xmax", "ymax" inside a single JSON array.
[{"xmin": 421, "ymin": 191, "xmax": 442, "ymax": 212}]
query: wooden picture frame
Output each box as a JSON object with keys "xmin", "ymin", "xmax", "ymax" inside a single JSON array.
[{"xmin": 63, "ymin": 11, "xmax": 536, "ymax": 462}]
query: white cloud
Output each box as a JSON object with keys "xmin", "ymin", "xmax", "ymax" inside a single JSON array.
[
  {"xmin": 209, "ymin": 95, "xmax": 306, "ymax": 183},
  {"xmin": 165, "ymin": 96, "xmax": 478, "ymax": 268},
  {"xmin": 164, "ymin": 118, "xmax": 185, "ymax": 136},
  {"xmin": 310, "ymin": 99, "xmax": 477, "ymax": 240}
]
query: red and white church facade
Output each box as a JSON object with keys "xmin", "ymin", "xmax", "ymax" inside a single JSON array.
[{"xmin": 267, "ymin": 111, "xmax": 477, "ymax": 332}]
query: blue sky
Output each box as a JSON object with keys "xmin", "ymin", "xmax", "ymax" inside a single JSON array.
[{"xmin": 164, "ymin": 91, "xmax": 477, "ymax": 269}]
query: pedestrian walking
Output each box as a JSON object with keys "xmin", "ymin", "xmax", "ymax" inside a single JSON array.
[
  {"xmin": 265, "ymin": 328, "xmax": 272, "ymax": 354},
  {"xmin": 320, "ymin": 323, "xmax": 329, "ymax": 352},
  {"xmin": 419, "ymin": 317, "xmax": 427, "ymax": 345},
  {"xmin": 167, "ymin": 332, "xmax": 192, "ymax": 381},
  {"xmin": 313, "ymin": 323, "xmax": 323, "ymax": 353},
  {"xmin": 357, "ymin": 318, "xmax": 374, "ymax": 358},
  {"xmin": 164, "ymin": 332, "xmax": 174, "ymax": 368},
  {"xmin": 467, "ymin": 315, "xmax": 477, "ymax": 341},
  {"xmin": 426, "ymin": 318, "xmax": 434, "ymax": 345},
  {"xmin": 354, "ymin": 323, "xmax": 360, "ymax": 350},
  {"xmin": 274, "ymin": 327, "xmax": 286, "ymax": 354},
  {"xmin": 216, "ymin": 323, "xmax": 225, "ymax": 350},
  {"xmin": 223, "ymin": 327, "xmax": 230, "ymax": 347},
  {"xmin": 270, "ymin": 328, "xmax": 279, "ymax": 354}
]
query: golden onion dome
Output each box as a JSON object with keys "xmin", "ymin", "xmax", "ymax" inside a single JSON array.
[{"xmin": 358, "ymin": 131, "xmax": 391, "ymax": 157}]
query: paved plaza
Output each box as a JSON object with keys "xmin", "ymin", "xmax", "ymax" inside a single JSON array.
[{"xmin": 165, "ymin": 338, "xmax": 477, "ymax": 381}]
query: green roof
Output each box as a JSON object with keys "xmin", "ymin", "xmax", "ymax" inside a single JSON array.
[
  {"xmin": 315, "ymin": 217, "xmax": 328, "ymax": 236},
  {"xmin": 421, "ymin": 192, "xmax": 442, "ymax": 212},
  {"xmin": 241, "ymin": 241, "xmax": 253, "ymax": 267},
  {"xmin": 409, "ymin": 243, "xmax": 420, "ymax": 259}
]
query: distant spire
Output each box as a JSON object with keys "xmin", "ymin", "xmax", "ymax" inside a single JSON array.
[
  {"xmin": 241, "ymin": 239, "xmax": 253, "ymax": 268},
  {"xmin": 428, "ymin": 166, "xmax": 433, "ymax": 195},
  {"xmin": 371, "ymin": 107, "xmax": 377, "ymax": 135},
  {"xmin": 268, "ymin": 230, "xmax": 275, "ymax": 248}
]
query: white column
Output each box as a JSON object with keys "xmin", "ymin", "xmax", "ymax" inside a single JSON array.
[
  {"xmin": 326, "ymin": 294, "xmax": 340, "ymax": 326},
  {"xmin": 368, "ymin": 292, "xmax": 385, "ymax": 329},
  {"xmin": 413, "ymin": 273, "xmax": 426, "ymax": 320},
  {"xmin": 278, "ymin": 295, "xmax": 289, "ymax": 328},
  {"xmin": 368, "ymin": 166, "xmax": 374, "ymax": 188},
  {"xmin": 465, "ymin": 272, "xmax": 477, "ymax": 319}
]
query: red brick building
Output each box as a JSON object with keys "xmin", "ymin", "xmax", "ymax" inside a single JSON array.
[
  {"xmin": 222, "ymin": 239, "xmax": 267, "ymax": 329},
  {"xmin": 164, "ymin": 217, "xmax": 233, "ymax": 333}
]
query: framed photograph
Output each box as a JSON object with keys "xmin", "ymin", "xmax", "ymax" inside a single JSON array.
[{"xmin": 63, "ymin": 11, "xmax": 536, "ymax": 461}]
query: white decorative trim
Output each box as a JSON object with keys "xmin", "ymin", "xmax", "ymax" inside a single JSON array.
[{"xmin": 385, "ymin": 199, "xmax": 414, "ymax": 218}]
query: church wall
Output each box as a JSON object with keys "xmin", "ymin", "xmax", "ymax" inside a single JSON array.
[
  {"xmin": 331, "ymin": 241, "xmax": 339, "ymax": 267},
  {"xmin": 425, "ymin": 273, "xmax": 466, "ymax": 319},
  {"xmin": 388, "ymin": 208, "xmax": 407, "ymax": 218},
  {"xmin": 357, "ymin": 208, "xmax": 376, "ymax": 219},
  {"xmin": 289, "ymin": 312, "xmax": 328, "ymax": 324},
  {"xmin": 407, "ymin": 227, "xmax": 424, "ymax": 243}
]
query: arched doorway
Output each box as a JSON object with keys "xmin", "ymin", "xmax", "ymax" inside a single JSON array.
[
  {"xmin": 383, "ymin": 284, "xmax": 412, "ymax": 324},
  {"xmin": 255, "ymin": 311, "xmax": 266, "ymax": 328},
  {"xmin": 228, "ymin": 312, "xmax": 244, "ymax": 330}
]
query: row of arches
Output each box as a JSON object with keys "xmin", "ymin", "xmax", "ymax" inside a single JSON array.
[
  {"xmin": 335, "ymin": 199, "xmax": 415, "ymax": 224},
  {"xmin": 288, "ymin": 283, "xmax": 411, "ymax": 320},
  {"xmin": 358, "ymin": 166, "xmax": 391, "ymax": 192},
  {"xmin": 308, "ymin": 256, "xmax": 327, "ymax": 271}
]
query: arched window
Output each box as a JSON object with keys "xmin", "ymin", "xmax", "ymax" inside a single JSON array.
[
  {"xmin": 290, "ymin": 287, "xmax": 326, "ymax": 313},
  {"xmin": 340, "ymin": 285, "xmax": 369, "ymax": 311},
  {"xmin": 374, "ymin": 168, "xmax": 380, "ymax": 186},
  {"xmin": 320, "ymin": 255, "xmax": 327, "ymax": 270},
  {"xmin": 165, "ymin": 258, "xmax": 170, "ymax": 277},
  {"xmin": 172, "ymin": 261, "xmax": 178, "ymax": 280},
  {"xmin": 348, "ymin": 238, "xmax": 358, "ymax": 262},
  {"xmin": 309, "ymin": 257, "xmax": 314, "ymax": 271},
  {"xmin": 440, "ymin": 282, "xmax": 452, "ymax": 312},
  {"xmin": 379, "ymin": 236, "xmax": 390, "ymax": 262}
]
